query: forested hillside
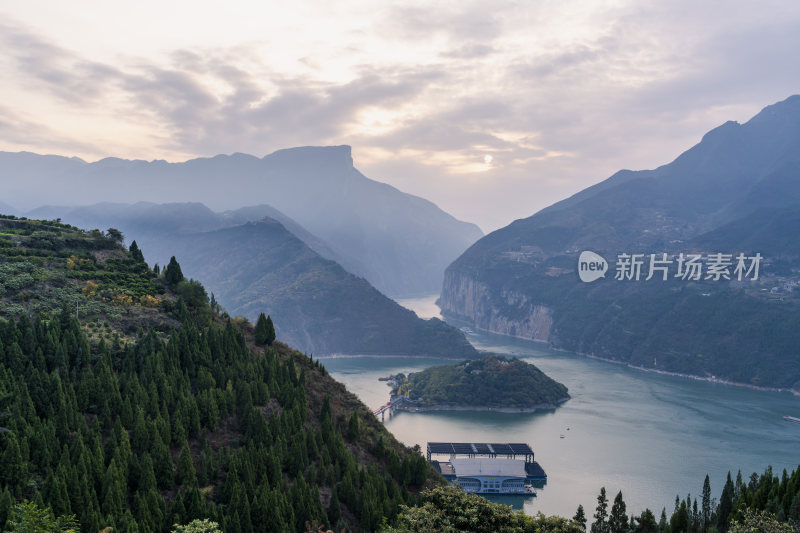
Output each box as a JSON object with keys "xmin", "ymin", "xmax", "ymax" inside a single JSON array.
[
  {"xmin": 440, "ymin": 95, "xmax": 800, "ymax": 389},
  {"xmin": 0, "ymin": 215, "xmax": 436, "ymax": 532}
]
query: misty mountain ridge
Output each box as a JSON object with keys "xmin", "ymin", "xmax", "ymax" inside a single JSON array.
[
  {"xmin": 0, "ymin": 145, "xmax": 483, "ymax": 296},
  {"xmin": 154, "ymin": 216, "xmax": 480, "ymax": 357},
  {"xmin": 23, "ymin": 201, "xmax": 479, "ymax": 357},
  {"xmin": 440, "ymin": 94, "xmax": 800, "ymax": 389},
  {"xmin": 25, "ymin": 201, "xmax": 351, "ymax": 271}
]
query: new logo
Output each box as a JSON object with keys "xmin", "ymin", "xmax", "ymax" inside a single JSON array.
[{"xmin": 578, "ymin": 251, "xmax": 608, "ymax": 283}]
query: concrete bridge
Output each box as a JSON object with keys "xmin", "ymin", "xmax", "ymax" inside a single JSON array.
[{"xmin": 373, "ymin": 396, "xmax": 408, "ymax": 422}]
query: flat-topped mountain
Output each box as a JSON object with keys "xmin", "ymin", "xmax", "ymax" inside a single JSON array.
[{"xmin": 1, "ymin": 145, "xmax": 483, "ymax": 296}]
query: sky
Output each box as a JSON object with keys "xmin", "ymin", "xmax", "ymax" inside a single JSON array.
[{"xmin": 1, "ymin": 1, "xmax": 799, "ymax": 232}]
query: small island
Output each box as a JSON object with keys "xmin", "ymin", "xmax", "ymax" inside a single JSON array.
[{"xmin": 387, "ymin": 355, "xmax": 570, "ymax": 412}]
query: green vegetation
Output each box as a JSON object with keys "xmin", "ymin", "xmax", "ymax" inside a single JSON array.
[
  {"xmin": 254, "ymin": 313, "xmax": 275, "ymax": 347},
  {"xmin": 441, "ymin": 97, "xmax": 800, "ymax": 390},
  {"xmin": 0, "ymin": 217, "xmax": 171, "ymax": 340},
  {"xmin": 0, "ymin": 215, "xmax": 438, "ymax": 532},
  {"xmin": 3, "ymin": 216, "xmax": 797, "ymax": 533},
  {"xmin": 165, "ymin": 219, "xmax": 479, "ymax": 357},
  {"xmin": 3, "ymin": 501, "xmax": 79, "ymax": 533},
  {"xmin": 393, "ymin": 355, "xmax": 569, "ymax": 409},
  {"xmin": 577, "ymin": 465, "xmax": 800, "ymax": 533},
  {"xmin": 380, "ymin": 485, "xmax": 583, "ymax": 533}
]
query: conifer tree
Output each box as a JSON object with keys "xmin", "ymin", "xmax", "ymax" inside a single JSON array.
[
  {"xmin": 129, "ymin": 241, "xmax": 145, "ymax": 264},
  {"xmin": 592, "ymin": 487, "xmax": 609, "ymax": 533},
  {"xmin": 702, "ymin": 475, "xmax": 711, "ymax": 532},
  {"xmin": 265, "ymin": 315, "xmax": 276, "ymax": 346},
  {"xmin": 347, "ymin": 411, "xmax": 360, "ymax": 441},
  {"xmin": 254, "ymin": 313, "xmax": 269, "ymax": 346},
  {"xmin": 165, "ymin": 256, "xmax": 185, "ymax": 286},
  {"xmin": 636, "ymin": 509, "xmax": 659, "ymax": 533},
  {"xmin": 177, "ymin": 443, "xmax": 197, "ymax": 487},
  {"xmin": 718, "ymin": 472, "xmax": 735, "ymax": 532},
  {"xmin": 609, "ymin": 491, "xmax": 628, "ymax": 533},
  {"xmin": 658, "ymin": 508, "xmax": 669, "ymax": 533},
  {"xmin": 574, "ymin": 504, "xmax": 587, "ymax": 531},
  {"xmin": 670, "ymin": 499, "xmax": 690, "ymax": 533}
]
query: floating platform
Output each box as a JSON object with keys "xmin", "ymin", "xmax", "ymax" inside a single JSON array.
[{"xmin": 427, "ymin": 442, "xmax": 546, "ymax": 495}]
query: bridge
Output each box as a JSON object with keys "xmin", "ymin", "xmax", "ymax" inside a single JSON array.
[{"xmin": 373, "ymin": 396, "xmax": 408, "ymax": 421}]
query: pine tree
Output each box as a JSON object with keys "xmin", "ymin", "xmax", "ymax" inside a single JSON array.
[
  {"xmin": 670, "ymin": 500, "xmax": 690, "ymax": 533},
  {"xmin": 347, "ymin": 411, "xmax": 360, "ymax": 441},
  {"xmin": 265, "ymin": 316, "xmax": 276, "ymax": 346},
  {"xmin": 609, "ymin": 491, "xmax": 628, "ymax": 533},
  {"xmin": 164, "ymin": 257, "xmax": 185, "ymax": 286},
  {"xmin": 129, "ymin": 241, "xmax": 145, "ymax": 264},
  {"xmin": 0, "ymin": 433, "xmax": 24, "ymax": 493},
  {"xmin": 176, "ymin": 443, "xmax": 197, "ymax": 487},
  {"xmin": 254, "ymin": 313, "xmax": 269, "ymax": 346},
  {"xmin": 592, "ymin": 487, "xmax": 609, "ymax": 533},
  {"xmin": 658, "ymin": 508, "xmax": 669, "ymax": 533},
  {"xmin": 574, "ymin": 504, "xmax": 587, "ymax": 531},
  {"xmin": 702, "ymin": 475, "xmax": 711, "ymax": 532},
  {"xmin": 635, "ymin": 509, "xmax": 659, "ymax": 533},
  {"xmin": 0, "ymin": 488, "xmax": 12, "ymax": 530},
  {"xmin": 718, "ymin": 472, "xmax": 735, "ymax": 532},
  {"xmin": 327, "ymin": 488, "xmax": 341, "ymax": 527}
]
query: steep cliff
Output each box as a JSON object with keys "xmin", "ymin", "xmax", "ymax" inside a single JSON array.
[{"xmin": 440, "ymin": 96, "xmax": 800, "ymax": 390}]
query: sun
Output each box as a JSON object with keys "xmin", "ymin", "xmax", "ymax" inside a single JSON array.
[{"xmin": 484, "ymin": 155, "xmax": 493, "ymax": 165}]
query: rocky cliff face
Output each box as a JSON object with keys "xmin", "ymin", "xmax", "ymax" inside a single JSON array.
[{"xmin": 439, "ymin": 270, "xmax": 553, "ymax": 341}]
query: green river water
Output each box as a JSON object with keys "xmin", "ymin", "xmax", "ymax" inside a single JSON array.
[{"xmin": 319, "ymin": 295, "xmax": 800, "ymax": 518}]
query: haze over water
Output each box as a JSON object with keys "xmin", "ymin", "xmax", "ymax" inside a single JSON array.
[{"xmin": 321, "ymin": 295, "xmax": 800, "ymax": 519}]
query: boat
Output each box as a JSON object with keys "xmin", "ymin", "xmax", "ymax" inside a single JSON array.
[{"xmin": 783, "ymin": 416, "xmax": 800, "ymax": 424}]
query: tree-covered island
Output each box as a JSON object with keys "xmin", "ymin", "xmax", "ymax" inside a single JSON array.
[{"xmin": 388, "ymin": 355, "xmax": 570, "ymax": 412}]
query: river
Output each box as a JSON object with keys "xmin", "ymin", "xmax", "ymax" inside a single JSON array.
[{"xmin": 318, "ymin": 295, "xmax": 800, "ymax": 519}]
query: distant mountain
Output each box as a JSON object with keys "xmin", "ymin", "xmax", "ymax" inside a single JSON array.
[
  {"xmin": 2, "ymin": 145, "xmax": 483, "ymax": 295},
  {"xmin": 26, "ymin": 201, "xmax": 350, "ymax": 268},
  {"xmin": 166, "ymin": 218, "xmax": 480, "ymax": 357},
  {"xmin": 440, "ymin": 95, "xmax": 800, "ymax": 389},
  {"xmin": 0, "ymin": 201, "xmax": 17, "ymax": 215},
  {"xmin": 24, "ymin": 201, "xmax": 477, "ymax": 355}
]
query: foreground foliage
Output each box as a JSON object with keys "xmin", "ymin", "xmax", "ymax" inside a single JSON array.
[
  {"xmin": 0, "ymin": 217, "xmax": 435, "ymax": 532},
  {"xmin": 580, "ymin": 464, "xmax": 800, "ymax": 533},
  {"xmin": 381, "ymin": 485, "xmax": 583, "ymax": 533}
]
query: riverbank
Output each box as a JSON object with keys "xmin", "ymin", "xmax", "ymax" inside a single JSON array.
[
  {"xmin": 447, "ymin": 315, "xmax": 800, "ymax": 396},
  {"xmin": 393, "ymin": 397, "xmax": 570, "ymax": 414},
  {"xmin": 577, "ymin": 352, "xmax": 800, "ymax": 397}
]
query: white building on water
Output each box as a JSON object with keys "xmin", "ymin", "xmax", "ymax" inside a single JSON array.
[
  {"xmin": 446, "ymin": 458, "xmax": 528, "ymax": 494},
  {"xmin": 427, "ymin": 441, "xmax": 546, "ymax": 495}
]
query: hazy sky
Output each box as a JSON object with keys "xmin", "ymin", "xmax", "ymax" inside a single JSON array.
[{"xmin": 1, "ymin": 1, "xmax": 799, "ymax": 231}]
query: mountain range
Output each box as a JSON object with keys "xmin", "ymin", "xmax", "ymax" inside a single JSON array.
[
  {"xmin": 17, "ymin": 201, "xmax": 478, "ymax": 357},
  {"xmin": 0, "ymin": 145, "xmax": 482, "ymax": 296},
  {"xmin": 440, "ymin": 95, "xmax": 800, "ymax": 389}
]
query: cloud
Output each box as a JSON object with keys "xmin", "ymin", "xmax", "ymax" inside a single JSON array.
[{"xmin": 1, "ymin": 1, "xmax": 800, "ymax": 231}]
